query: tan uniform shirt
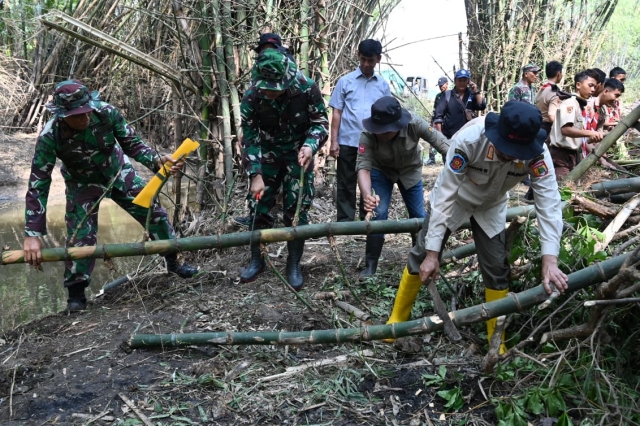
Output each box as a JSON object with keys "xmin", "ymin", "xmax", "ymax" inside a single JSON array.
[
  {"xmin": 550, "ymin": 97, "xmax": 584, "ymax": 150},
  {"xmin": 535, "ymin": 82, "xmax": 561, "ymax": 123},
  {"xmin": 356, "ymin": 113, "xmax": 450, "ymax": 189},
  {"xmin": 426, "ymin": 116, "xmax": 563, "ymax": 257}
]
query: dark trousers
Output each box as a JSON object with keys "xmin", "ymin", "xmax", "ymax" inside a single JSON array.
[
  {"xmin": 336, "ymin": 145, "xmax": 365, "ymax": 222},
  {"xmin": 407, "ymin": 214, "xmax": 510, "ymax": 290},
  {"xmin": 550, "ymin": 146, "xmax": 579, "ymax": 181}
]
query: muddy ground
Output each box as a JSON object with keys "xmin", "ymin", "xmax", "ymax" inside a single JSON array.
[{"xmin": 0, "ymin": 129, "xmax": 609, "ymax": 425}]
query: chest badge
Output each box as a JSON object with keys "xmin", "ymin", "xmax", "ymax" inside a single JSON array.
[{"xmin": 486, "ymin": 145, "xmax": 494, "ymax": 160}]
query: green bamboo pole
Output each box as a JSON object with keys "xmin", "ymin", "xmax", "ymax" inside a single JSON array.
[
  {"xmin": 128, "ymin": 250, "xmax": 637, "ymax": 348},
  {"xmin": 299, "ymin": 0, "xmax": 310, "ymax": 77},
  {"xmin": 1, "ymin": 205, "xmax": 538, "ymax": 265},
  {"xmin": 212, "ymin": 0, "xmax": 233, "ymax": 191},
  {"xmin": 222, "ymin": 0, "xmax": 242, "ymax": 140},
  {"xmin": 196, "ymin": 3, "xmax": 214, "ymax": 209},
  {"xmin": 564, "ymin": 104, "xmax": 640, "ymax": 183},
  {"xmin": 590, "ymin": 177, "xmax": 640, "ymax": 198}
]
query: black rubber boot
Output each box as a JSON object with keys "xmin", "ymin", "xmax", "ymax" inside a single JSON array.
[
  {"xmin": 66, "ymin": 283, "xmax": 87, "ymax": 313},
  {"xmin": 240, "ymin": 243, "xmax": 265, "ymax": 283},
  {"xmin": 165, "ymin": 254, "xmax": 199, "ymax": 278},
  {"xmin": 234, "ymin": 215, "xmax": 253, "ymax": 227},
  {"xmin": 359, "ymin": 235, "xmax": 385, "ymax": 280},
  {"xmin": 286, "ymin": 239, "xmax": 305, "ymax": 291}
]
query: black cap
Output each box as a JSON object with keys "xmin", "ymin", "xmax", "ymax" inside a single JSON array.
[
  {"xmin": 484, "ymin": 101, "xmax": 546, "ymax": 160},
  {"xmin": 254, "ymin": 33, "xmax": 283, "ymax": 52},
  {"xmin": 362, "ymin": 96, "xmax": 412, "ymax": 134},
  {"xmin": 436, "ymin": 77, "xmax": 448, "ymax": 87}
]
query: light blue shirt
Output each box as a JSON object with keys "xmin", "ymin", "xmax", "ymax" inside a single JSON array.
[{"xmin": 329, "ymin": 67, "xmax": 391, "ymax": 148}]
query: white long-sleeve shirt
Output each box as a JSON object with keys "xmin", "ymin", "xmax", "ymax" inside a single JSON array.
[{"xmin": 426, "ymin": 116, "xmax": 563, "ymax": 257}]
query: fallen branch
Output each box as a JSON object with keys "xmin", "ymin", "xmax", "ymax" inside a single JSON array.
[
  {"xmin": 482, "ymin": 315, "xmax": 508, "ymax": 374},
  {"xmin": 118, "ymin": 393, "xmax": 154, "ymax": 426},
  {"xmin": 611, "ymin": 223, "xmax": 640, "ymax": 242},
  {"xmin": 584, "ymin": 297, "xmax": 640, "ymax": 307},
  {"xmin": 335, "ymin": 300, "xmax": 371, "ymax": 323},
  {"xmin": 595, "ymin": 193, "xmax": 640, "ymax": 252},
  {"xmin": 257, "ymin": 350, "xmax": 373, "ymax": 382},
  {"xmin": 572, "ymin": 194, "xmax": 617, "ymax": 219}
]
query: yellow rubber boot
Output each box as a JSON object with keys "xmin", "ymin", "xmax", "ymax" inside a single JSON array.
[
  {"xmin": 485, "ymin": 288, "xmax": 509, "ymax": 354},
  {"xmin": 383, "ymin": 266, "xmax": 423, "ymax": 343}
]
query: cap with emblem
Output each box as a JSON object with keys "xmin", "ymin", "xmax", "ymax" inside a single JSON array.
[
  {"xmin": 484, "ymin": 100, "xmax": 546, "ymax": 160},
  {"xmin": 252, "ymin": 49, "xmax": 298, "ymax": 91},
  {"xmin": 455, "ymin": 69, "xmax": 471, "ymax": 80},
  {"xmin": 45, "ymin": 79, "xmax": 100, "ymax": 118},
  {"xmin": 523, "ymin": 63, "xmax": 541, "ymax": 73},
  {"xmin": 436, "ymin": 77, "xmax": 448, "ymax": 87},
  {"xmin": 362, "ymin": 96, "xmax": 411, "ymax": 134}
]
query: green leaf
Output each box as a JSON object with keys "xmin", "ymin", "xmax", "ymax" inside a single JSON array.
[
  {"xmin": 557, "ymin": 412, "xmax": 574, "ymax": 426},
  {"xmin": 545, "ymin": 390, "xmax": 567, "ymax": 417},
  {"xmin": 525, "ymin": 390, "xmax": 544, "ymax": 415}
]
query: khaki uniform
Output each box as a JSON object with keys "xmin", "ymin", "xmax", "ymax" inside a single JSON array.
[
  {"xmin": 535, "ymin": 82, "xmax": 561, "ymax": 127},
  {"xmin": 549, "ymin": 97, "xmax": 584, "ymax": 179},
  {"xmin": 406, "ymin": 116, "xmax": 563, "ymax": 290},
  {"xmin": 355, "ymin": 113, "xmax": 449, "ymax": 188}
]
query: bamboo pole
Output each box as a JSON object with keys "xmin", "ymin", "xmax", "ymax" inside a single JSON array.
[
  {"xmin": 211, "ymin": 0, "xmax": 234, "ymax": 191},
  {"xmin": 222, "ymin": 0, "xmax": 242, "ymax": 140},
  {"xmin": 590, "ymin": 177, "xmax": 640, "ymax": 198},
  {"xmin": 564, "ymin": 104, "xmax": 640, "ymax": 183},
  {"xmin": 1, "ymin": 205, "xmax": 539, "ymax": 265},
  {"xmin": 299, "ymin": 0, "xmax": 310, "ymax": 77},
  {"xmin": 128, "ymin": 250, "xmax": 637, "ymax": 348}
]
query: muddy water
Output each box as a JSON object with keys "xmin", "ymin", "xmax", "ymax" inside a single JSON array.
[{"xmin": 0, "ymin": 200, "xmax": 148, "ymax": 331}]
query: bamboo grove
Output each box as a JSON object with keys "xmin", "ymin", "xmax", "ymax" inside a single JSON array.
[
  {"xmin": 464, "ymin": 0, "xmax": 619, "ymax": 109},
  {"xmin": 1, "ymin": 0, "xmax": 400, "ymax": 209}
]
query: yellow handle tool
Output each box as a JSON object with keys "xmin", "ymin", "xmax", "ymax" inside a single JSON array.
[{"xmin": 132, "ymin": 138, "xmax": 200, "ymax": 208}]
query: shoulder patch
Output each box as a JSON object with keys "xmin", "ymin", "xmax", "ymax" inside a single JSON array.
[
  {"xmin": 531, "ymin": 159, "xmax": 549, "ymax": 177},
  {"xmin": 358, "ymin": 144, "xmax": 365, "ymax": 154},
  {"xmin": 566, "ymin": 106, "xmax": 573, "ymax": 114},
  {"xmin": 486, "ymin": 145, "xmax": 494, "ymax": 160},
  {"xmin": 530, "ymin": 154, "xmax": 544, "ymax": 164},
  {"xmin": 428, "ymin": 126, "xmax": 433, "ymax": 132},
  {"xmin": 449, "ymin": 148, "xmax": 469, "ymax": 173}
]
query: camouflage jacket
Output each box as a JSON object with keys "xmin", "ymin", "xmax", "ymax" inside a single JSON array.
[
  {"xmin": 240, "ymin": 73, "xmax": 329, "ymax": 176},
  {"xmin": 25, "ymin": 102, "xmax": 161, "ymax": 236},
  {"xmin": 508, "ymin": 80, "xmax": 535, "ymax": 105}
]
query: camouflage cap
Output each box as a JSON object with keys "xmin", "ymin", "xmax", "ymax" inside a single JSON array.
[
  {"xmin": 252, "ymin": 49, "xmax": 298, "ymax": 91},
  {"xmin": 45, "ymin": 79, "xmax": 100, "ymax": 118},
  {"xmin": 523, "ymin": 63, "xmax": 541, "ymax": 73}
]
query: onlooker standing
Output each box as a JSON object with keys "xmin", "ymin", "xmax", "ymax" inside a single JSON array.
[
  {"xmin": 549, "ymin": 71, "xmax": 603, "ymax": 180},
  {"xmin": 356, "ymin": 97, "xmax": 449, "ymax": 279},
  {"xmin": 535, "ymin": 61, "xmax": 564, "ymax": 134},
  {"xmin": 433, "ymin": 69, "xmax": 486, "ymax": 139},
  {"xmin": 606, "ymin": 67, "xmax": 627, "ymax": 128},
  {"xmin": 508, "ymin": 64, "xmax": 541, "ymax": 104},
  {"xmin": 425, "ymin": 77, "xmax": 449, "ymax": 165},
  {"xmin": 329, "ymin": 39, "xmax": 391, "ymax": 222}
]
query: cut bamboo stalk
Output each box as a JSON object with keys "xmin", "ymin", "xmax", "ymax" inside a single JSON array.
[
  {"xmin": 1, "ymin": 205, "xmax": 539, "ymax": 265},
  {"xmin": 128, "ymin": 250, "xmax": 639, "ymax": 348},
  {"xmin": 594, "ymin": 194, "xmax": 640, "ymax": 252}
]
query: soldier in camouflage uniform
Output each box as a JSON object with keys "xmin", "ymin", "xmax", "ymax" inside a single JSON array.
[
  {"xmin": 240, "ymin": 49, "xmax": 329, "ymax": 289},
  {"xmin": 23, "ymin": 80, "xmax": 198, "ymax": 313},
  {"xmin": 508, "ymin": 64, "xmax": 541, "ymax": 104}
]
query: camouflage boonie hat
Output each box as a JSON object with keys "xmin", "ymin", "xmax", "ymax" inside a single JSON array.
[
  {"xmin": 522, "ymin": 63, "xmax": 541, "ymax": 73},
  {"xmin": 45, "ymin": 79, "xmax": 100, "ymax": 118},
  {"xmin": 252, "ymin": 49, "xmax": 297, "ymax": 91}
]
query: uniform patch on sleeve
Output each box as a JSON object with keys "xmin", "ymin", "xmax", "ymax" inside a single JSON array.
[
  {"xmin": 358, "ymin": 144, "xmax": 365, "ymax": 154},
  {"xmin": 428, "ymin": 126, "xmax": 434, "ymax": 132},
  {"xmin": 449, "ymin": 149, "xmax": 469, "ymax": 173},
  {"xmin": 531, "ymin": 159, "xmax": 549, "ymax": 177},
  {"xmin": 566, "ymin": 106, "xmax": 573, "ymax": 114},
  {"xmin": 486, "ymin": 145, "xmax": 494, "ymax": 160}
]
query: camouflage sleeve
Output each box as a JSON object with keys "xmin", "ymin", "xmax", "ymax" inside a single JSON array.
[
  {"xmin": 240, "ymin": 88, "xmax": 263, "ymax": 176},
  {"xmin": 24, "ymin": 131, "xmax": 57, "ymax": 236},
  {"xmin": 302, "ymin": 82, "xmax": 329, "ymax": 155},
  {"xmin": 106, "ymin": 105, "xmax": 161, "ymax": 172},
  {"xmin": 508, "ymin": 86, "xmax": 522, "ymax": 102}
]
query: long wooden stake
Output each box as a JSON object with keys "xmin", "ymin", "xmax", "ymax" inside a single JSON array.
[
  {"xmin": 327, "ymin": 235, "xmax": 369, "ymax": 310},
  {"xmin": 292, "ymin": 166, "xmax": 305, "ymax": 227}
]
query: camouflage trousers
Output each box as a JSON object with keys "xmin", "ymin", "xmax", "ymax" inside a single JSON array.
[
  {"xmin": 64, "ymin": 172, "xmax": 174, "ymax": 289},
  {"xmin": 249, "ymin": 147, "xmax": 315, "ymax": 229}
]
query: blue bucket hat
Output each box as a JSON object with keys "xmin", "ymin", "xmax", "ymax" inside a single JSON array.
[{"xmin": 484, "ymin": 101, "xmax": 546, "ymax": 161}]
